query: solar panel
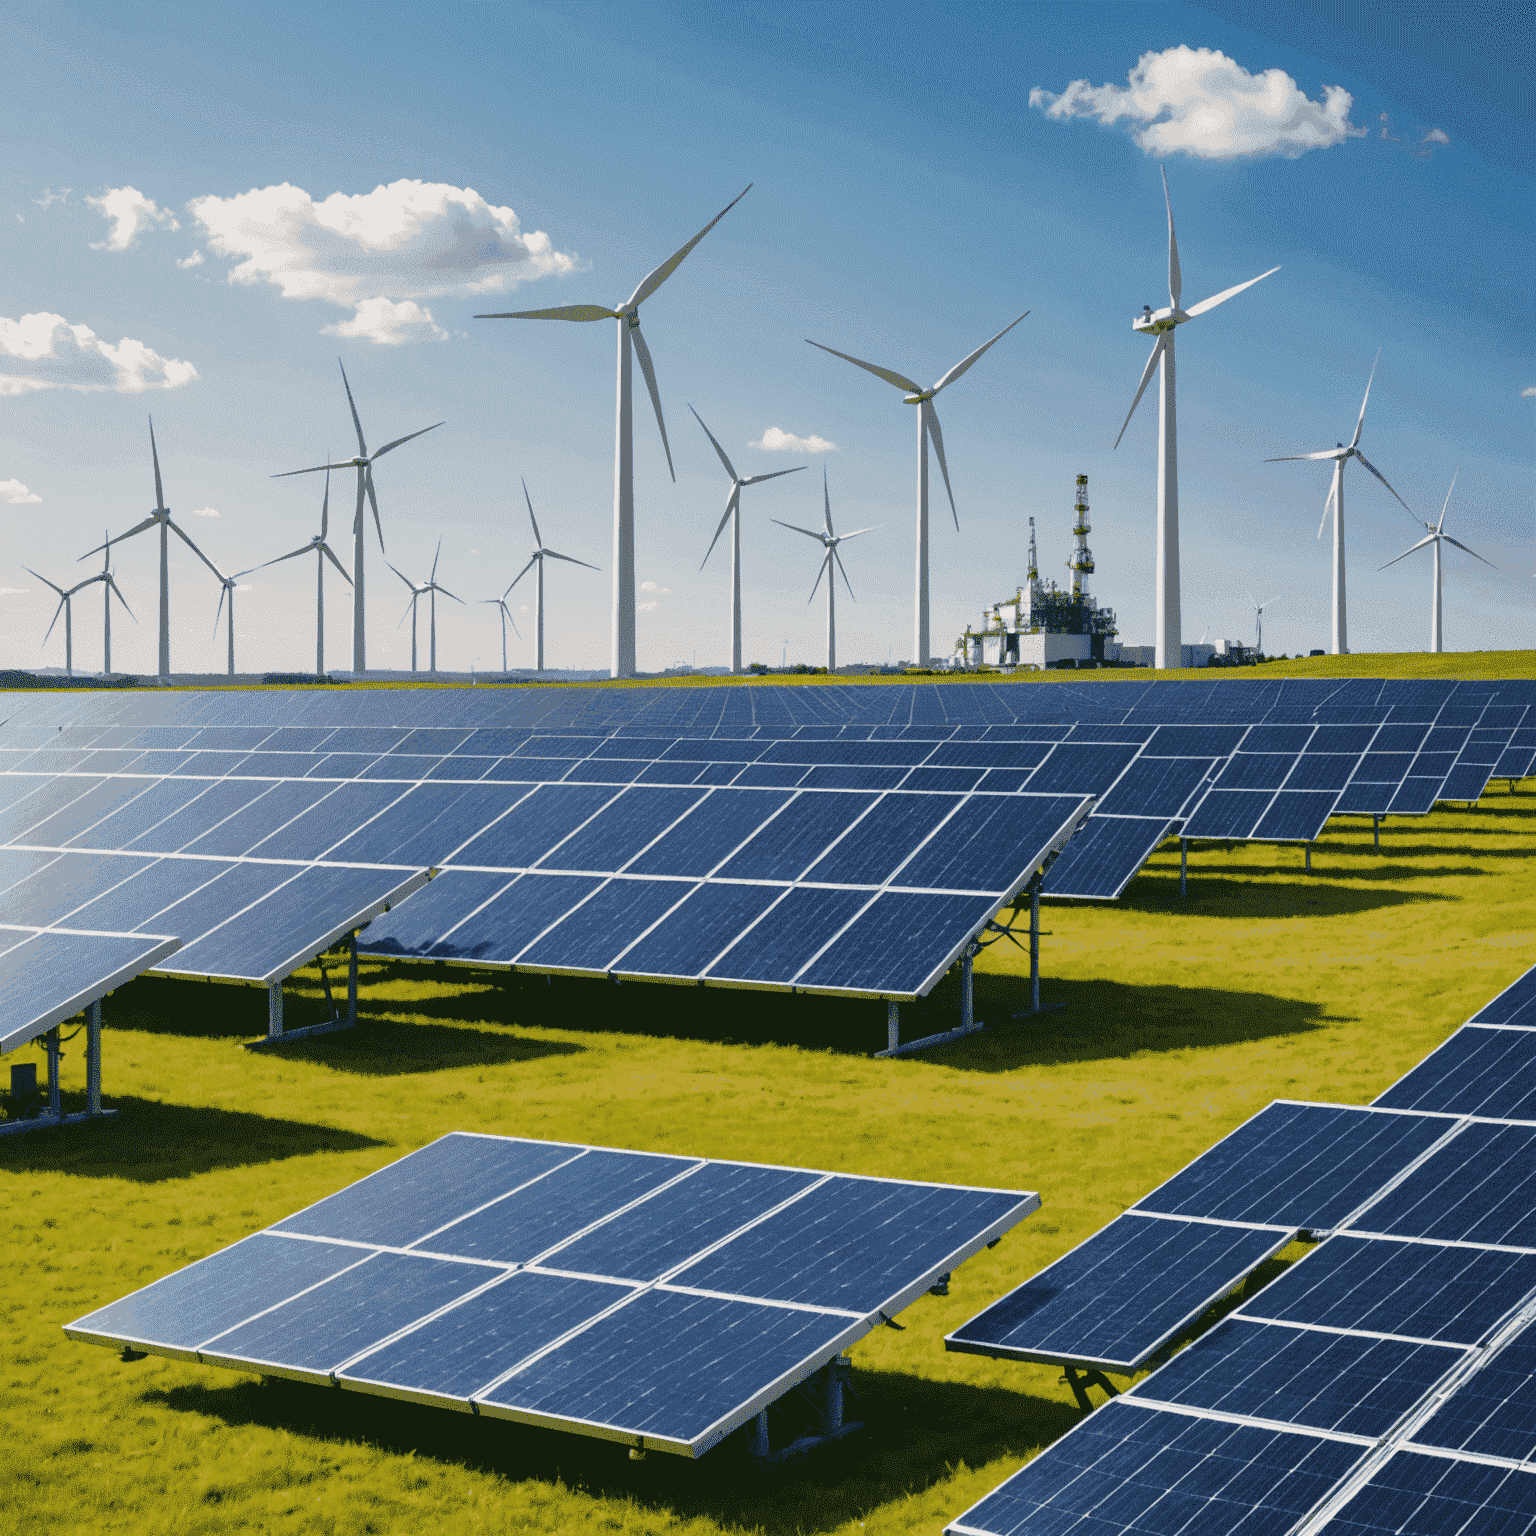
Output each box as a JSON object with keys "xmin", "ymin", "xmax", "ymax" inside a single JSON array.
[
  {"xmin": 1318, "ymin": 1448, "xmax": 1536, "ymax": 1535},
  {"xmin": 1042, "ymin": 815, "xmax": 1177, "ymax": 900},
  {"xmin": 1473, "ymin": 962, "xmax": 1536, "ymax": 1028},
  {"xmin": 1375, "ymin": 1026, "xmax": 1536, "ymax": 1121},
  {"xmin": 1411, "ymin": 1331, "xmax": 1536, "ymax": 1462},
  {"xmin": 67, "ymin": 1131, "xmax": 1039, "ymax": 1458},
  {"xmin": 944, "ymin": 1399, "xmax": 1368, "ymax": 1536},
  {"xmin": 0, "ymin": 925, "xmax": 180, "ymax": 1054}
]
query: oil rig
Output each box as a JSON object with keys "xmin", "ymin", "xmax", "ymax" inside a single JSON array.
[{"xmin": 955, "ymin": 474, "xmax": 1120, "ymax": 668}]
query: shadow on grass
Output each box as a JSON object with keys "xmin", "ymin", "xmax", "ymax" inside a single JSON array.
[
  {"xmin": 141, "ymin": 1366, "xmax": 1076, "ymax": 1535},
  {"xmin": 1102, "ymin": 872, "xmax": 1458, "ymax": 918},
  {"xmin": 0, "ymin": 1095, "xmax": 383, "ymax": 1181}
]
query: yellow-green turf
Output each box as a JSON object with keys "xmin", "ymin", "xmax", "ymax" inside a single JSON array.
[{"xmin": 3, "ymin": 662, "xmax": 1533, "ymax": 1534}]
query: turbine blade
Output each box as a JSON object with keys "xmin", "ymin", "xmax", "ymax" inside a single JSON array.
[
  {"xmin": 80, "ymin": 516, "xmax": 157, "ymax": 560},
  {"xmin": 475, "ymin": 303, "xmax": 618, "ymax": 321},
  {"xmin": 339, "ymin": 359, "xmax": 368, "ymax": 457},
  {"xmin": 213, "ymin": 583, "xmax": 227, "ymax": 635},
  {"xmin": 398, "ymin": 596, "xmax": 416, "ymax": 629},
  {"xmin": 1318, "ymin": 466, "xmax": 1339, "ymax": 541},
  {"xmin": 834, "ymin": 545, "xmax": 856, "ymax": 601},
  {"xmin": 688, "ymin": 404, "xmax": 738, "ymax": 482},
  {"xmin": 435, "ymin": 585, "xmax": 465, "ymax": 605},
  {"xmin": 742, "ymin": 466, "xmax": 807, "ymax": 485},
  {"xmin": 320, "ymin": 465, "xmax": 330, "ymax": 540},
  {"xmin": 168, "ymin": 520, "xmax": 226, "ymax": 582},
  {"xmin": 700, "ymin": 491, "xmax": 737, "ymax": 570},
  {"xmin": 1436, "ymin": 470, "xmax": 1458, "ymax": 533},
  {"xmin": 372, "ymin": 421, "xmax": 444, "ymax": 459},
  {"xmin": 504, "ymin": 555, "xmax": 538, "ymax": 595},
  {"xmin": 1162, "ymin": 168, "xmax": 1181, "ymax": 309},
  {"xmin": 1442, "ymin": 535, "xmax": 1496, "ymax": 568},
  {"xmin": 1113, "ymin": 336, "xmax": 1166, "ymax": 449},
  {"xmin": 772, "ymin": 518, "xmax": 826, "ymax": 543},
  {"xmin": 630, "ymin": 322, "xmax": 674, "ymax": 480},
  {"xmin": 1379, "ymin": 535, "xmax": 1436, "ymax": 570},
  {"xmin": 625, "ymin": 184, "xmax": 752, "ymax": 310},
  {"xmin": 365, "ymin": 467, "xmax": 386, "ymax": 550},
  {"xmin": 805, "ymin": 339, "xmax": 921, "ymax": 394},
  {"xmin": 108, "ymin": 576, "xmax": 135, "ymax": 619},
  {"xmin": 43, "ymin": 598, "xmax": 66, "ymax": 644},
  {"xmin": 1184, "ymin": 266, "xmax": 1281, "ymax": 318},
  {"xmin": 384, "ymin": 560, "xmax": 417, "ymax": 592},
  {"xmin": 320, "ymin": 543, "xmax": 353, "ymax": 583},
  {"xmin": 926, "ymin": 402, "xmax": 958, "ymax": 528},
  {"xmin": 542, "ymin": 548, "xmax": 599, "ymax": 570},
  {"xmin": 272, "ymin": 461, "xmax": 353, "ymax": 478},
  {"xmin": 1351, "ymin": 349, "xmax": 1381, "ymax": 449},
  {"xmin": 148, "ymin": 415, "xmax": 166, "ymax": 509},
  {"xmin": 522, "ymin": 479, "xmax": 543, "ymax": 549},
  {"xmin": 839, "ymin": 525, "xmax": 879, "ymax": 540},
  {"xmin": 1265, "ymin": 450, "xmax": 1348, "ymax": 462},
  {"xmin": 430, "ymin": 539, "xmax": 441, "ymax": 583},
  {"xmin": 23, "ymin": 567, "xmax": 66, "ymax": 597},
  {"xmin": 1354, "ymin": 451, "xmax": 1415, "ymax": 517},
  {"xmin": 822, "ymin": 464, "xmax": 833, "ymax": 536},
  {"xmin": 931, "ymin": 311, "xmax": 1029, "ymax": 394},
  {"xmin": 808, "ymin": 549, "xmax": 830, "ymax": 602},
  {"xmin": 254, "ymin": 545, "xmax": 314, "ymax": 570}
]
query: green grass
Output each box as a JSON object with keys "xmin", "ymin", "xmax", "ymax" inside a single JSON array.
[{"xmin": 4, "ymin": 772, "xmax": 1534, "ymax": 1533}]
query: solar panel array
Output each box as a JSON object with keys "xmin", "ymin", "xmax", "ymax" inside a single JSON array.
[
  {"xmin": 67, "ymin": 1131, "xmax": 1039, "ymax": 1459},
  {"xmin": 947, "ymin": 958, "xmax": 1536, "ymax": 1536}
]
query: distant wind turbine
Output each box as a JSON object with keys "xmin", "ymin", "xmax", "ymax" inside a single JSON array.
[
  {"xmin": 272, "ymin": 360, "xmax": 443, "ymax": 675},
  {"xmin": 690, "ymin": 405, "xmax": 804, "ymax": 674},
  {"xmin": 476, "ymin": 185, "xmax": 751, "ymax": 678},
  {"xmin": 773, "ymin": 468, "xmax": 876, "ymax": 671},
  {"xmin": 1266, "ymin": 353, "xmax": 1414, "ymax": 656},
  {"xmin": 1380, "ymin": 472, "xmax": 1495, "ymax": 653},
  {"xmin": 807, "ymin": 311, "xmax": 1027, "ymax": 666},
  {"xmin": 249, "ymin": 467, "xmax": 353, "ymax": 677},
  {"xmin": 25, "ymin": 569, "xmax": 94, "ymax": 677},
  {"xmin": 387, "ymin": 542, "xmax": 461, "ymax": 674},
  {"xmin": 504, "ymin": 479, "xmax": 598, "ymax": 672},
  {"xmin": 480, "ymin": 596, "xmax": 521, "ymax": 672},
  {"xmin": 1115, "ymin": 169, "xmax": 1280, "ymax": 670},
  {"xmin": 73, "ymin": 531, "xmax": 134, "ymax": 675},
  {"xmin": 1247, "ymin": 591, "xmax": 1279, "ymax": 654},
  {"xmin": 80, "ymin": 417, "xmax": 223, "ymax": 679},
  {"xmin": 210, "ymin": 566, "xmax": 253, "ymax": 677}
]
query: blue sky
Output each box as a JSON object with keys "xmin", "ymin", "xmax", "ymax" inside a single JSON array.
[{"xmin": 2, "ymin": 0, "xmax": 1530, "ymax": 675}]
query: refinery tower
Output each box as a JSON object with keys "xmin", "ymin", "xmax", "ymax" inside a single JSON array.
[{"xmin": 955, "ymin": 474, "xmax": 1119, "ymax": 667}]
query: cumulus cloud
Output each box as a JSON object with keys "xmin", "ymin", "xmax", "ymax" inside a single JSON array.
[
  {"xmin": 189, "ymin": 506, "xmax": 219, "ymax": 518},
  {"xmin": 1030, "ymin": 46, "xmax": 1362, "ymax": 159},
  {"xmin": 0, "ymin": 586, "xmax": 27, "ymax": 595},
  {"xmin": 640, "ymin": 581, "xmax": 672, "ymax": 595},
  {"xmin": 34, "ymin": 188, "xmax": 72, "ymax": 208},
  {"xmin": 0, "ymin": 312, "xmax": 198, "ymax": 395},
  {"xmin": 637, "ymin": 601, "xmax": 660, "ymax": 612},
  {"xmin": 0, "ymin": 479, "xmax": 42, "ymax": 504},
  {"xmin": 86, "ymin": 186, "xmax": 179, "ymax": 251},
  {"xmin": 187, "ymin": 178, "xmax": 578, "ymax": 343},
  {"xmin": 1423, "ymin": 128, "xmax": 1451, "ymax": 146},
  {"xmin": 1523, "ymin": 387, "xmax": 1536, "ymax": 398},
  {"xmin": 177, "ymin": 250, "xmax": 204, "ymax": 269},
  {"xmin": 751, "ymin": 427, "xmax": 837, "ymax": 453},
  {"xmin": 323, "ymin": 297, "xmax": 448, "ymax": 345}
]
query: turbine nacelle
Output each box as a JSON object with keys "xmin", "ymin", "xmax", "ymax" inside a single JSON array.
[{"xmin": 1132, "ymin": 307, "xmax": 1186, "ymax": 334}]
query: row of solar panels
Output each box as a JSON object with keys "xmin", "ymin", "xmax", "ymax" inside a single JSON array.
[
  {"xmin": 945, "ymin": 958, "xmax": 1536, "ymax": 1535},
  {"xmin": 67, "ymin": 1135, "xmax": 1039, "ymax": 1459},
  {"xmin": 7, "ymin": 676, "xmax": 1535, "ymax": 731}
]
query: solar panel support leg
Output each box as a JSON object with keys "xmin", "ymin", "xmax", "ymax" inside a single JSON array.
[
  {"xmin": 86, "ymin": 1001, "xmax": 101, "ymax": 1116},
  {"xmin": 1373, "ymin": 815, "xmax": 1380, "ymax": 849},
  {"xmin": 1179, "ymin": 838, "xmax": 1188, "ymax": 897},
  {"xmin": 348, "ymin": 933, "xmax": 358, "ymax": 1026},
  {"xmin": 750, "ymin": 1410, "xmax": 770, "ymax": 1458},
  {"xmin": 887, "ymin": 1001, "xmax": 899, "ymax": 1054},
  {"xmin": 268, "ymin": 980, "xmax": 283, "ymax": 1040},
  {"xmin": 1305, "ymin": 843, "xmax": 1312, "ymax": 873},
  {"xmin": 1030, "ymin": 878, "xmax": 1041, "ymax": 1011},
  {"xmin": 1063, "ymin": 1365, "xmax": 1119, "ymax": 1413},
  {"xmin": 46, "ymin": 1026, "xmax": 61, "ymax": 1118},
  {"xmin": 962, "ymin": 948, "xmax": 974, "ymax": 1033}
]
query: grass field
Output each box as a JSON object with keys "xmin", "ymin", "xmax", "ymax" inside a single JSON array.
[{"xmin": 3, "ymin": 661, "xmax": 1533, "ymax": 1534}]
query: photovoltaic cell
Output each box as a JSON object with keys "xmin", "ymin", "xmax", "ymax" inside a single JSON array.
[
  {"xmin": 1182, "ymin": 789, "xmax": 1271, "ymax": 840},
  {"xmin": 1412, "ymin": 1332, "xmax": 1536, "ymax": 1462},
  {"xmin": 1322, "ymin": 1449, "xmax": 1536, "ymax": 1535},
  {"xmin": 702, "ymin": 885, "xmax": 872, "ymax": 985},
  {"xmin": 795, "ymin": 890, "xmax": 995, "ymax": 995},
  {"xmin": 1375, "ymin": 1026, "xmax": 1536, "ymax": 1121},
  {"xmin": 1043, "ymin": 816, "xmax": 1175, "ymax": 900},
  {"xmin": 612, "ymin": 881, "xmax": 784, "ymax": 979},
  {"xmin": 1473, "ymin": 963, "xmax": 1536, "ymax": 1027}
]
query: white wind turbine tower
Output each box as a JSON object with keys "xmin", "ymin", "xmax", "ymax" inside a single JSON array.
[
  {"xmin": 690, "ymin": 405, "xmax": 805, "ymax": 674},
  {"xmin": 504, "ymin": 479, "xmax": 599, "ymax": 673},
  {"xmin": 1265, "ymin": 354, "xmax": 1415, "ymax": 655},
  {"xmin": 1248, "ymin": 591, "xmax": 1279, "ymax": 654},
  {"xmin": 210, "ymin": 567, "xmax": 250, "ymax": 677},
  {"xmin": 248, "ymin": 468, "xmax": 353, "ymax": 678},
  {"xmin": 387, "ymin": 542, "xmax": 462, "ymax": 674},
  {"xmin": 773, "ymin": 468, "xmax": 876, "ymax": 671},
  {"xmin": 1380, "ymin": 472, "xmax": 1495, "ymax": 653},
  {"xmin": 1115, "ymin": 169, "xmax": 1280, "ymax": 670},
  {"xmin": 74, "ymin": 531, "xmax": 134, "ymax": 675},
  {"xmin": 273, "ymin": 361, "xmax": 443, "ymax": 676},
  {"xmin": 476, "ymin": 185, "xmax": 751, "ymax": 679},
  {"xmin": 25, "ymin": 570, "xmax": 95, "ymax": 677},
  {"xmin": 807, "ymin": 312, "xmax": 1027, "ymax": 666},
  {"xmin": 81, "ymin": 418, "xmax": 223, "ymax": 679},
  {"xmin": 479, "ymin": 595, "xmax": 521, "ymax": 673}
]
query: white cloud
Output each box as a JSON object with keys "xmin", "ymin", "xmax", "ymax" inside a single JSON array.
[
  {"xmin": 0, "ymin": 586, "xmax": 27, "ymax": 595},
  {"xmin": 0, "ymin": 312, "xmax": 198, "ymax": 395},
  {"xmin": 189, "ymin": 506, "xmax": 219, "ymax": 518},
  {"xmin": 86, "ymin": 186, "xmax": 179, "ymax": 251},
  {"xmin": 637, "ymin": 601, "xmax": 660, "ymax": 612},
  {"xmin": 187, "ymin": 178, "xmax": 578, "ymax": 343},
  {"xmin": 751, "ymin": 427, "xmax": 837, "ymax": 453},
  {"xmin": 1423, "ymin": 128, "xmax": 1451, "ymax": 146},
  {"xmin": 323, "ymin": 297, "xmax": 448, "ymax": 345},
  {"xmin": 34, "ymin": 188, "xmax": 72, "ymax": 208},
  {"xmin": 177, "ymin": 250, "xmax": 204, "ymax": 269},
  {"xmin": 235, "ymin": 583, "xmax": 252, "ymax": 592},
  {"xmin": 640, "ymin": 581, "xmax": 672, "ymax": 594},
  {"xmin": 0, "ymin": 479, "xmax": 42, "ymax": 504},
  {"xmin": 1523, "ymin": 387, "xmax": 1536, "ymax": 398},
  {"xmin": 1030, "ymin": 46, "xmax": 1362, "ymax": 160}
]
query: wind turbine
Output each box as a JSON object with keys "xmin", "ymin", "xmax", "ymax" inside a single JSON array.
[
  {"xmin": 690, "ymin": 405, "xmax": 804, "ymax": 674},
  {"xmin": 773, "ymin": 468, "xmax": 876, "ymax": 671},
  {"xmin": 73, "ymin": 531, "xmax": 134, "ymax": 675},
  {"xmin": 248, "ymin": 468, "xmax": 353, "ymax": 677},
  {"xmin": 25, "ymin": 569, "xmax": 94, "ymax": 677},
  {"xmin": 807, "ymin": 311, "xmax": 1027, "ymax": 666},
  {"xmin": 479, "ymin": 596, "xmax": 521, "ymax": 673},
  {"xmin": 272, "ymin": 360, "xmax": 443, "ymax": 676},
  {"xmin": 476, "ymin": 185, "xmax": 751, "ymax": 679},
  {"xmin": 1265, "ymin": 354, "xmax": 1414, "ymax": 656},
  {"xmin": 80, "ymin": 418, "xmax": 223, "ymax": 679},
  {"xmin": 504, "ymin": 479, "xmax": 598, "ymax": 672},
  {"xmin": 1380, "ymin": 472, "xmax": 1495, "ymax": 653},
  {"xmin": 1115, "ymin": 169, "xmax": 1280, "ymax": 670},
  {"xmin": 387, "ymin": 542, "xmax": 462, "ymax": 674},
  {"xmin": 1247, "ymin": 591, "xmax": 1279, "ymax": 654}
]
